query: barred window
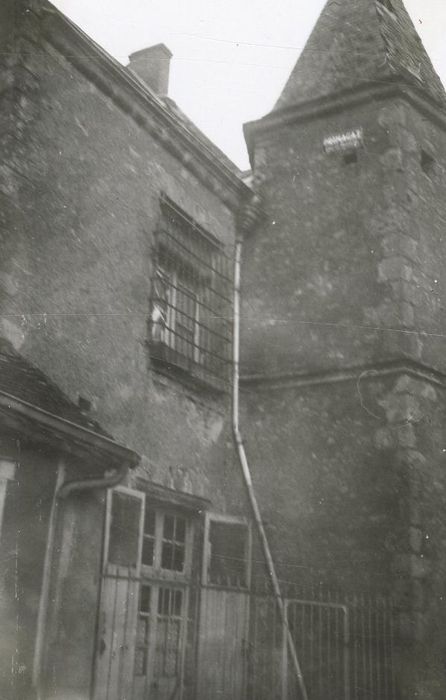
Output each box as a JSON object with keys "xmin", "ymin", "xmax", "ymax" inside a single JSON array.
[{"xmin": 150, "ymin": 196, "xmax": 233, "ymax": 389}]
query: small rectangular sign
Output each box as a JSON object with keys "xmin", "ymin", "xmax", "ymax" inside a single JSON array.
[
  {"xmin": 323, "ymin": 128, "xmax": 364, "ymax": 154},
  {"xmin": 0, "ymin": 460, "xmax": 16, "ymax": 481}
]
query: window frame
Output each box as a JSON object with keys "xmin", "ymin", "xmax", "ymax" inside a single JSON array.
[
  {"xmin": 149, "ymin": 195, "xmax": 233, "ymax": 389},
  {"xmin": 0, "ymin": 459, "xmax": 15, "ymax": 537},
  {"xmin": 134, "ymin": 580, "xmax": 190, "ymax": 686},
  {"xmin": 103, "ymin": 485, "xmax": 146, "ymax": 576},
  {"xmin": 202, "ymin": 512, "xmax": 252, "ymax": 590},
  {"xmin": 140, "ymin": 506, "xmax": 194, "ymax": 582}
]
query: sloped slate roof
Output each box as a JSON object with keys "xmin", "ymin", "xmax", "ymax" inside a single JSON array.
[
  {"xmin": 35, "ymin": 1, "xmax": 247, "ymax": 199},
  {"xmin": 274, "ymin": 0, "xmax": 446, "ymax": 112},
  {"xmin": 162, "ymin": 96, "xmax": 241, "ymax": 176},
  {"xmin": 0, "ymin": 338, "xmax": 109, "ymax": 437}
]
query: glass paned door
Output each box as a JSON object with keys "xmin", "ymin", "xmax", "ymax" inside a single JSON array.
[
  {"xmin": 95, "ymin": 488, "xmax": 145, "ymax": 700},
  {"xmin": 133, "ymin": 507, "xmax": 192, "ymax": 700},
  {"xmin": 95, "ymin": 493, "xmax": 193, "ymax": 700},
  {"xmin": 133, "ymin": 584, "xmax": 188, "ymax": 700}
]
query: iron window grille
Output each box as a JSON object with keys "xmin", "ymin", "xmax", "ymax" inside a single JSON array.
[{"xmin": 150, "ymin": 196, "xmax": 233, "ymax": 390}]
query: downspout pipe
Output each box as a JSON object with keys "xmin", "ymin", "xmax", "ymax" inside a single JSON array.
[
  {"xmin": 56, "ymin": 460, "xmax": 132, "ymax": 699},
  {"xmin": 57, "ymin": 462, "xmax": 129, "ymax": 499},
  {"xmin": 232, "ymin": 238, "xmax": 309, "ymax": 700}
]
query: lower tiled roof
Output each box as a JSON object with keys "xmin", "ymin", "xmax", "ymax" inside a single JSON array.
[{"xmin": 0, "ymin": 338, "xmax": 109, "ymax": 437}]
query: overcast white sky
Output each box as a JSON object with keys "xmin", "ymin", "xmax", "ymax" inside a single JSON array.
[{"xmin": 52, "ymin": 0, "xmax": 446, "ymax": 169}]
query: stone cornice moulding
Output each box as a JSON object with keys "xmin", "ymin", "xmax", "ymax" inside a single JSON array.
[
  {"xmin": 244, "ymin": 80, "xmax": 446, "ymax": 160},
  {"xmin": 241, "ymin": 360, "xmax": 446, "ymax": 393}
]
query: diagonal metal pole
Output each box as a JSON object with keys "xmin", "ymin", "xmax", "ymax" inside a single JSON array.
[{"xmin": 232, "ymin": 239, "xmax": 308, "ymax": 700}]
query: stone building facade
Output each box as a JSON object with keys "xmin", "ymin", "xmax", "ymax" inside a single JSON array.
[
  {"xmin": 242, "ymin": 0, "xmax": 446, "ymax": 697},
  {"xmin": 1, "ymin": 0, "xmax": 446, "ymax": 699},
  {"xmin": 0, "ymin": 2, "xmax": 254, "ymax": 699}
]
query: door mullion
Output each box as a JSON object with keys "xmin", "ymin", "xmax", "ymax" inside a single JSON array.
[
  {"xmin": 178, "ymin": 587, "xmax": 190, "ymax": 700},
  {"xmin": 146, "ymin": 585, "xmax": 160, "ymax": 696},
  {"xmin": 154, "ymin": 511, "xmax": 163, "ymax": 569}
]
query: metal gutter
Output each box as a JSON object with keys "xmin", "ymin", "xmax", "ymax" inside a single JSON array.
[
  {"xmin": 57, "ymin": 462, "xmax": 129, "ymax": 499},
  {"xmin": 33, "ymin": 461, "xmax": 65, "ymax": 697},
  {"xmin": 0, "ymin": 389, "xmax": 139, "ymax": 466}
]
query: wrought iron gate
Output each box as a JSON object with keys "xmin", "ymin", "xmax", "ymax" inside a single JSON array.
[
  {"xmin": 249, "ymin": 590, "xmax": 396, "ymax": 700},
  {"xmin": 282, "ymin": 598, "xmax": 350, "ymax": 700}
]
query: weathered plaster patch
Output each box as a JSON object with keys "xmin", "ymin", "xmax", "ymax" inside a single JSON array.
[{"xmin": 1, "ymin": 318, "xmax": 25, "ymax": 349}]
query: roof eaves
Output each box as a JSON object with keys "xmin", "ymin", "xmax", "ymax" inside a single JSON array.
[
  {"xmin": 0, "ymin": 388, "xmax": 140, "ymax": 467},
  {"xmin": 136, "ymin": 477, "xmax": 212, "ymax": 513}
]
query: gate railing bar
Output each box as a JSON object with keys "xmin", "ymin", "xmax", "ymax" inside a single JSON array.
[
  {"xmin": 368, "ymin": 597, "xmax": 374, "ymax": 699},
  {"xmin": 282, "ymin": 603, "xmax": 288, "ymax": 700},
  {"xmin": 389, "ymin": 601, "xmax": 397, "ymax": 700},
  {"xmin": 375, "ymin": 598, "xmax": 381, "ymax": 700},
  {"xmin": 283, "ymin": 599, "xmax": 350, "ymax": 700},
  {"xmin": 343, "ymin": 602, "xmax": 351, "ymax": 700}
]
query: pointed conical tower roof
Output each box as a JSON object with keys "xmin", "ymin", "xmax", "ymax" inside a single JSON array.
[{"xmin": 274, "ymin": 0, "xmax": 446, "ymax": 112}]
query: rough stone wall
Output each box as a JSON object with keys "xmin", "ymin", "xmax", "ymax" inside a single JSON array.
[
  {"xmin": 0, "ymin": 0, "xmax": 20, "ymax": 50},
  {"xmin": 242, "ymin": 98, "xmax": 446, "ymax": 377},
  {"xmin": 0, "ymin": 3, "xmax": 40, "ymax": 344},
  {"xmin": 388, "ymin": 101, "xmax": 446, "ymax": 373},
  {"xmin": 374, "ymin": 371, "xmax": 446, "ymax": 699},
  {"xmin": 0, "ymin": 15, "xmax": 245, "ymax": 514},
  {"xmin": 0, "ymin": 11, "xmax": 250, "ymax": 699},
  {"xmin": 241, "ymin": 370, "xmax": 446, "ymax": 697},
  {"xmin": 243, "ymin": 99, "xmax": 386, "ymax": 375},
  {"xmin": 242, "ymin": 374, "xmax": 402, "ymax": 592},
  {"xmin": 241, "ymin": 89, "xmax": 446, "ymax": 698},
  {"xmin": 241, "ymin": 66, "xmax": 446, "ymax": 695}
]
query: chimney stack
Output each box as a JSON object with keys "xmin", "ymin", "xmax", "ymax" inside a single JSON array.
[{"xmin": 127, "ymin": 44, "xmax": 173, "ymax": 96}]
